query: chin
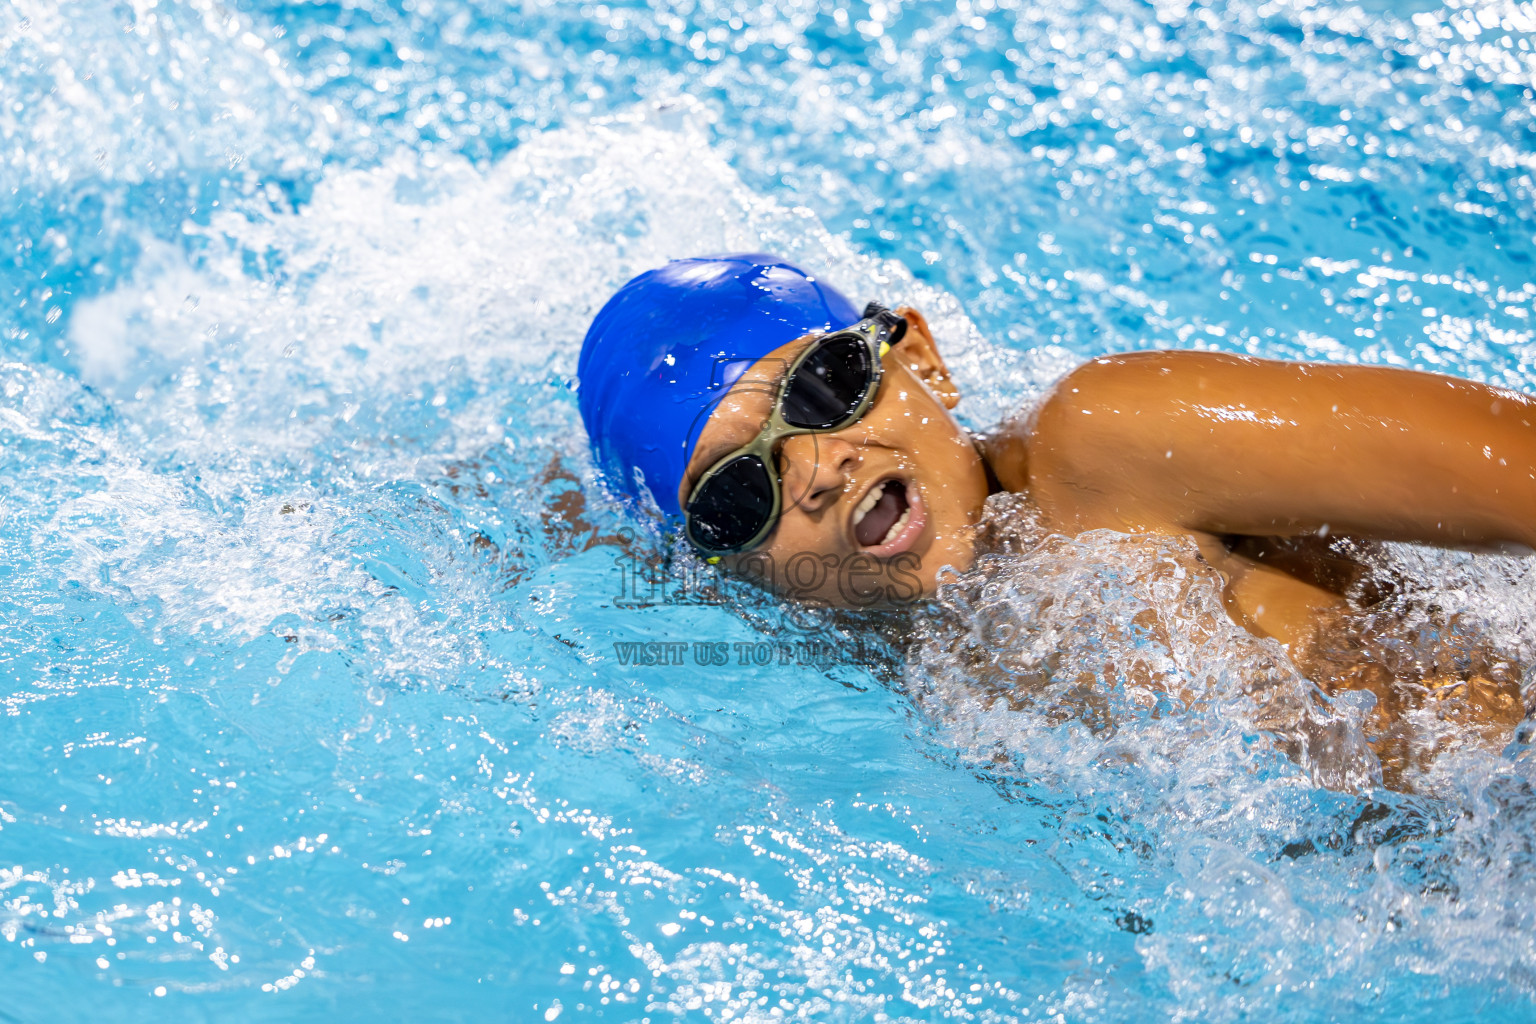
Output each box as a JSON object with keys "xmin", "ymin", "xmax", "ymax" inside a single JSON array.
[{"xmin": 906, "ymin": 532, "xmax": 978, "ymax": 599}]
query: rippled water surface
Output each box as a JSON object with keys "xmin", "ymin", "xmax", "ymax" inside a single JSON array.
[{"xmin": 7, "ymin": 1, "xmax": 1536, "ymax": 1020}]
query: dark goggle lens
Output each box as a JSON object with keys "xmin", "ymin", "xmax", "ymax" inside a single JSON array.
[
  {"xmin": 781, "ymin": 334, "xmax": 875, "ymax": 429},
  {"xmin": 686, "ymin": 453, "xmax": 775, "ymax": 552}
]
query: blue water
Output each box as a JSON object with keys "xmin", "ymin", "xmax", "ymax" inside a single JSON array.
[{"xmin": 6, "ymin": 0, "xmax": 1536, "ymax": 1019}]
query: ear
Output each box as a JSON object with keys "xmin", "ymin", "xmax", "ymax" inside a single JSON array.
[{"xmin": 890, "ymin": 306, "xmax": 960, "ymax": 410}]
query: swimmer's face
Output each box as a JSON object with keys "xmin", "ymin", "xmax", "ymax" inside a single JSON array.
[{"xmin": 679, "ymin": 306, "xmax": 990, "ymax": 606}]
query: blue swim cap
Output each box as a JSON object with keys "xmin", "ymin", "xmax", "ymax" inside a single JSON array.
[{"xmin": 579, "ymin": 254, "xmax": 861, "ymax": 518}]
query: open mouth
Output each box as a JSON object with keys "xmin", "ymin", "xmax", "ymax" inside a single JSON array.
[{"xmin": 852, "ymin": 478, "xmax": 913, "ymax": 549}]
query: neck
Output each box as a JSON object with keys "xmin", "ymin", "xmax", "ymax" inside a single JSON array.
[{"xmin": 975, "ymin": 434, "xmax": 1004, "ymax": 494}]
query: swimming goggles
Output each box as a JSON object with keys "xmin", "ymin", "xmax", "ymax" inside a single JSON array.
[{"xmin": 684, "ymin": 303, "xmax": 907, "ymax": 556}]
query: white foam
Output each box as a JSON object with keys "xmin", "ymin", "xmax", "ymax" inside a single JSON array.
[
  {"xmin": 54, "ymin": 107, "xmax": 1052, "ymax": 646},
  {"xmin": 907, "ymin": 493, "xmax": 1536, "ymax": 998}
]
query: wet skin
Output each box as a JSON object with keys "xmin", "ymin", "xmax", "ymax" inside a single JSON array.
[
  {"xmin": 991, "ymin": 350, "xmax": 1536, "ymax": 649},
  {"xmin": 682, "ymin": 308, "xmax": 1536, "ymax": 652}
]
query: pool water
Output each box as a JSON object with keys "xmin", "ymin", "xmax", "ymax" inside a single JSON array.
[{"xmin": 6, "ymin": 0, "xmax": 1536, "ymax": 1019}]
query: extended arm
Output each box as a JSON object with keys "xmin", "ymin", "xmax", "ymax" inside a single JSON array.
[{"xmin": 1005, "ymin": 351, "xmax": 1536, "ymax": 551}]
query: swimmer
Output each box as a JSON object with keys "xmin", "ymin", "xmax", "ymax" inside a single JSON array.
[{"xmin": 579, "ymin": 254, "xmax": 1536, "ymax": 769}]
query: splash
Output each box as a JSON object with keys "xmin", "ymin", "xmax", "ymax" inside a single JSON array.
[{"xmin": 904, "ymin": 492, "xmax": 1536, "ymax": 1010}]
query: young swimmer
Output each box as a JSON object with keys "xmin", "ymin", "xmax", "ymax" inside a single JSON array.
[{"xmin": 580, "ymin": 254, "xmax": 1536, "ymax": 766}]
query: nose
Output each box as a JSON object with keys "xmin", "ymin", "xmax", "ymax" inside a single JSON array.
[{"xmin": 779, "ymin": 433, "xmax": 859, "ymax": 512}]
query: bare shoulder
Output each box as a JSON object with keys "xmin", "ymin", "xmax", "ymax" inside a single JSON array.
[
  {"xmin": 992, "ymin": 350, "xmax": 1360, "ymax": 533},
  {"xmin": 1029, "ymin": 348, "xmax": 1389, "ymax": 445},
  {"xmin": 1026, "ymin": 349, "xmax": 1263, "ymax": 456},
  {"xmin": 1044, "ymin": 349, "xmax": 1285, "ymax": 403},
  {"xmin": 979, "ymin": 352, "xmax": 1235, "ymax": 520}
]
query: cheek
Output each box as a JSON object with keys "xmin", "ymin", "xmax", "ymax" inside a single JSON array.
[
  {"xmin": 745, "ymin": 515, "xmax": 859, "ymax": 593},
  {"xmin": 743, "ymin": 549, "xmax": 838, "ymax": 600},
  {"xmin": 744, "ymin": 517, "xmax": 840, "ymax": 570},
  {"xmin": 917, "ymin": 441, "xmax": 988, "ymax": 526}
]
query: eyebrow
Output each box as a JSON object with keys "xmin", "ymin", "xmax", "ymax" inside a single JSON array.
[{"xmin": 691, "ymin": 410, "xmax": 771, "ymax": 483}]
